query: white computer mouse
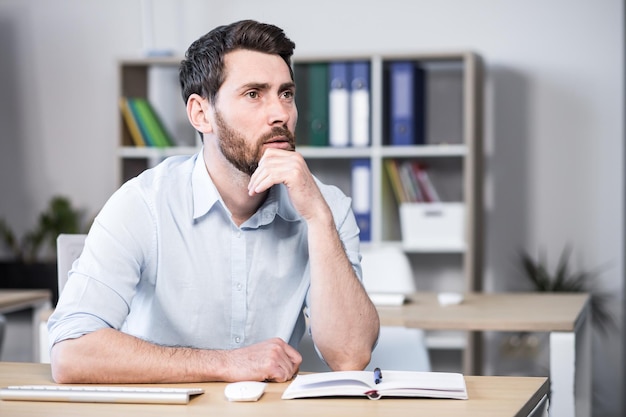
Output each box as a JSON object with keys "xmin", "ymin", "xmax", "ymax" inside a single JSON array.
[
  {"xmin": 224, "ymin": 381, "xmax": 267, "ymax": 402},
  {"xmin": 438, "ymin": 292, "xmax": 464, "ymax": 306}
]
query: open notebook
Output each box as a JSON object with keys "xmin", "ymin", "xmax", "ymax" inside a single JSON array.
[{"xmin": 282, "ymin": 370, "xmax": 468, "ymax": 400}]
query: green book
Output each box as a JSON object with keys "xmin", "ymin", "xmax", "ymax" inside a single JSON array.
[
  {"xmin": 127, "ymin": 98, "xmax": 155, "ymax": 147},
  {"xmin": 131, "ymin": 98, "xmax": 174, "ymax": 148}
]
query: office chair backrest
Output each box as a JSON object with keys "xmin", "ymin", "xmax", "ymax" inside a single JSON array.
[
  {"xmin": 56, "ymin": 234, "xmax": 87, "ymax": 295},
  {"xmin": 360, "ymin": 245, "xmax": 416, "ymax": 293}
]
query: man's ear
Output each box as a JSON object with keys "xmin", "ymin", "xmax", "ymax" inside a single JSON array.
[{"xmin": 186, "ymin": 94, "xmax": 213, "ymax": 134}]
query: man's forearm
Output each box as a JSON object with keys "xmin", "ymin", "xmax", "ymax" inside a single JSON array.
[
  {"xmin": 306, "ymin": 215, "xmax": 380, "ymax": 370},
  {"xmin": 51, "ymin": 329, "xmax": 301, "ymax": 384},
  {"xmin": 50, "ymin": 328, "xmax": 227, "ymax": 384}
]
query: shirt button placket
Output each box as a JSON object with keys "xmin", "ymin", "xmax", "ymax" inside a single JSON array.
[{"xmin": 231, "ymin": 226, "xmax": 247, "ymax": 348}]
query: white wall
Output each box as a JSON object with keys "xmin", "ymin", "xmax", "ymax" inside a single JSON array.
[{"xmin": 0, "ymin": 0, "xmax": 622, "ymax": 415}]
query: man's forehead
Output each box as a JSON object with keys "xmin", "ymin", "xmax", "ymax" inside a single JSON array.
[{"xmin": 223, "ymin": 50, "xmax": 290, "ymax": 83}]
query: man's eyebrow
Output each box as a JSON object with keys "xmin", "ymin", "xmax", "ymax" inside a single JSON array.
[
  {"xmin": 238, "ymin": 82, "xmax": 295, "ymax": 92},
  {"xmin": 240, "ymin": 82, "xmax": 270, "ymax": 91}
]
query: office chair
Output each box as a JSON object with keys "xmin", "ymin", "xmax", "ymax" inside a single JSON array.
[
  {"xmin": 38, "ymin": 233, "xmax": 87, "ymax": 362},
  {"xmin": 299, "ymin": 245, "xmax": 431, "ymax": 372}
]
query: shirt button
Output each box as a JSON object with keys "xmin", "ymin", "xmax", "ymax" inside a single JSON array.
[
  {"xmin": 236, "ymin": 230, "xmax": 242, "ymax": 238},
  {"xmin": 236, "ymin": 283, "xmax": 242, "ymax": 291},
  {"xmin": 235, "ymin": 337, "xmax": 241, "ymax": 344}
]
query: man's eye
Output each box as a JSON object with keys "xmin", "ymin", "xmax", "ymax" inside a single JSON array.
[
  {"xmin": 282, "ymin": 90, "xmax": 294, "ymax": 99},
  {"xmin": 247, "ymin": 91, "xmax": 259, "ymax": 99}
]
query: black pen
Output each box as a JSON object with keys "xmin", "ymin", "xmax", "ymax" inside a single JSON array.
[{"xmin": 374, "ymin": 367, "xmax": 383, "ymax": 384}]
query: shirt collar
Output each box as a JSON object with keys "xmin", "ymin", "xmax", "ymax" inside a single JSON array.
[
  {"xmin": 191, "ymin": 150, "xmax": 302, "ymax": 225},
  {"xmin": 191, "ymin": 151, "xmax": 221, "ymax": 220}
]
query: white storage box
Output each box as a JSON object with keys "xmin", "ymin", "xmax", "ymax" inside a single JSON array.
[{"xmin": 399, "ymin": 203, "xmax": 465, "ymax": 251}]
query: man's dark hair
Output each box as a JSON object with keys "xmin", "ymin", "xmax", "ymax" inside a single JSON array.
[{"xmin": 179, "ymin": 20, "xmax": 296, "ymax": 106}]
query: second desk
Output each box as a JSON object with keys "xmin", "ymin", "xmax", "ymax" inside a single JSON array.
[{"xmin": 377, "ymin": 292, "xmax": 590, "ymax": 417}]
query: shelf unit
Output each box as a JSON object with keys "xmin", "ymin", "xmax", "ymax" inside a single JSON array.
[
  {"xmin": 117, "ymin": 51, "xmax": 484, "ymax": 374},
  {"xmin": 117, "ymin": 57, "xmax": 200, "ymax": 184}
]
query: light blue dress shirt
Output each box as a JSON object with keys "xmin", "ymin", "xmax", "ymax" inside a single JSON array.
[{"xmin": 48, "ymin": 151, "xmax": 362, "ymax": 352}]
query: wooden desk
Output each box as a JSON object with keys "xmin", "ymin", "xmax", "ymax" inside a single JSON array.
[
  {"xmin": 377, "ymin": 292, "xmax": 590, "ymax": 417},
  {"xmin": 0, "ymin": 362, "xmax": 548, "ymax": 417},
  {"xmin": 0, "ymin": 290, "xmax": 52, "ymax": 362}
]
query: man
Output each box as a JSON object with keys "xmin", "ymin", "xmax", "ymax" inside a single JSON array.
[{"xmin": 48, "ymin": 19, "xmax": 379, "ymax": 384}]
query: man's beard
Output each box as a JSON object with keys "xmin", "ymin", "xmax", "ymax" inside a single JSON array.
[{"xmin": 215, "ymin": 110, "xmax": 296, "ymax": 176}]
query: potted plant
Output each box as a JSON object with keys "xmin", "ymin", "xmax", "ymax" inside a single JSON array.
[
  {"xmin": 519, "ymin": 245, "xmax": 615, "ymax": 333},
  {"xmin": 0, "ymin": 196, "xmax": 90, "ymax": 304}
]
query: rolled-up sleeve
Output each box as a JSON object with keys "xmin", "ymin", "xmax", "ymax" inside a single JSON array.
[{"xmin": 47, "ymin": 179, "xmax": 155, "ymax": 349}]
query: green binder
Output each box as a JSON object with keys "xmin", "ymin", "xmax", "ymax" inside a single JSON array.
[{"xmin": 307, "ymin": 63, "xmax": 329, "ymax": 147}]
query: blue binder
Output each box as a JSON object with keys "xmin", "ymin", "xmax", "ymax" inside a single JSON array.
[
  {"xmin": 350, "ymin": 61, "xmax": 370, "ymax": 147},
  {"xmin": 389, "ymin": 62, "xmax": 425, "ymax": 146},
  {"xmin": 351, "ymin": 159, "xmax": 372, "ymax": 242},
  {"xmin": 328, "ymin": 62, "xmax": 350, "ymax": 147}
]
